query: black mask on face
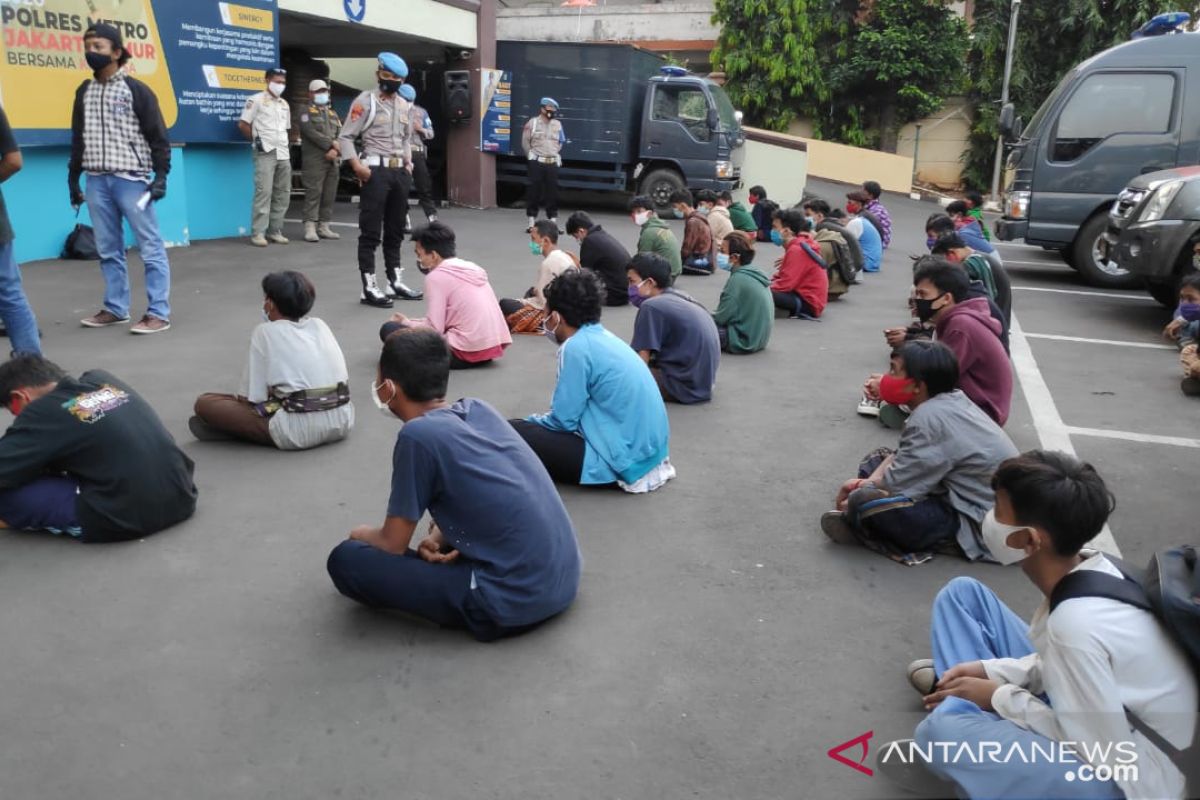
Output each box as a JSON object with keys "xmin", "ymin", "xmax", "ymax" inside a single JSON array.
[
  {"xmin": 913, "ymin": 293, "xmax": 946, "ymax": 323},
  {"xmin": 85, "ymin": 51, "xmax": 115, "ymax": 73},
  {"xmin": 543, "ymin": 108, "xmax": 555, "ymax": 119},
  {"xmin": 379, "ymin": 79, "xmax": 402, "ymax": 94}
]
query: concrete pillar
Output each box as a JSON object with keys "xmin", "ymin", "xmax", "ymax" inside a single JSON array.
[{"xmin": 446, "ymin": 0, "xmax": 496, "ymax": 209}]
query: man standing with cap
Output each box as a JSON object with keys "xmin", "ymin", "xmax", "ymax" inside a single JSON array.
[
  {"xmin": 239, "ymin": 67, "xmax": 292, "ymax": 247},
  {"xmin": 69, "ymin": 22, "xmax": 173, "ymax": 335},
  {"xmin": 521, "ymin": 98, "xmax": 565, "ymax": 234},
  {"xmin": 338, "ymin": 52, "xmax": 422, "ymax": 307},
  {"xmin": 298, "ymin": 78, "xmax": 342, "ymax": 243},
  {"xmin": 399, "ymin": 83, "xmax": 437, "ymax": 228}
]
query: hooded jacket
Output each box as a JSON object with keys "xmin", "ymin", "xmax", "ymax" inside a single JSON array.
[
  {"xmin": 771, "ymin": 233, "xmax": 829, "ymax": 317},
  {"xmin": 680, "ymin": 210, "xmax": 715, "ymax": 265},
  {"xmin": 411, "ymin": 258, "xmax": 513, "ymax": 359},
  {"xmin": 728, "ymin": 202, "xmax": 757, "ymax": 233},
  {"xmin": 636, "ymin": 216, "xmax": 683, "ymax": 278},
  {"xmin": 707, "ymin": 205, "xmax": 734, "ymax": 244},
  {"xmin": 934, "ymin": 296, "xmax": 1013, "ymax": 426},
  {"xmin": 712, "ymin": 266, "xmax": 773, "ymax": 354}
]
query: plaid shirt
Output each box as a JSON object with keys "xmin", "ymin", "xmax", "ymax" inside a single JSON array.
[{"xmin": 79, "ymin": 71, "xmax": 153, "ymax": 177}]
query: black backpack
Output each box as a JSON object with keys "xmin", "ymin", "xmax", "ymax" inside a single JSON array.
[
  {"xmin": 61, "ymin": 224, "xmax": 99, "ymax": 260},
  {"xmin": 1050, "ymin": 546, "xmax": 1200, "ymax": 795}
]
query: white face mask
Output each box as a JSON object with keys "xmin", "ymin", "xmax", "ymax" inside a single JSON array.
[
  {"xmin": 268, "ymin": 82, "xmax": 286, "ymax": 97},
  {"xmin": 372, "ymin": 379, "xmax": 396, "ymax": 417},
  {"xmin": 633, "ymin": 210, "xmax": 651, "ymax": 226},
  {"xmin": 981, "ymin": 508, "xmax": 1030, "ymax": 566},
  {"xmin": 541, "ymin": 313, "xmax": 561, "ymax": 346}
]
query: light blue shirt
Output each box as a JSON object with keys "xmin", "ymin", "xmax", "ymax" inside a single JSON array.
[
  {"xmin": 854, "ymin": 215, "xmax": 882, "ymax": 272},
  {"xmin": 526, "ymin": 323, "xmax": 670, "ymax": 485}
]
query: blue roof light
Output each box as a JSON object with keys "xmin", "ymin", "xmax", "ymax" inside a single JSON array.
[
  {"xmin": 1133, "ymin": 11, "xmax": 1190, "ymax": 38},
  {"xmin": 659, "ymin": 66, "xmax": 689, "ymax": 77}
]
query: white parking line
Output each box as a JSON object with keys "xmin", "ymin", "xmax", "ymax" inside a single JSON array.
[
  {"xmin": 1009, "ymin": 316, "xmax": 1121, "ymax": 556},
  {"xmin": 1010, "ymin": 285, "xmax": 1158, "ymax": 302},
  {"xmin": 1023, "ymin": 333, "xmax": 1175, "ymax": 351},
  {"xmin": 1066, "ymin": 426, "xmax": 1200, "ymax": 449}
]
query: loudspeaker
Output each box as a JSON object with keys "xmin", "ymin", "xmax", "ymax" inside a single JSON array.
[{"xmin": 443, "ymin": 71, "xmax": 471, "ymax": 123}]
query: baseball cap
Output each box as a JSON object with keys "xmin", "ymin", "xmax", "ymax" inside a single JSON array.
[{"xmin": 309, "ymin": 79, "xmax": 329, "ymax": 92}]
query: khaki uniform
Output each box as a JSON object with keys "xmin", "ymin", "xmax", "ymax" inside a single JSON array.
[
  {"xmin": 521, "ymin": 114, "xmax": 565, "ymax": 221},
  {"xmin": 240, "ymin": 90, "xmax": 292, "ymax": 237},
  {"xmin": 299, "ymin": 103, "xmax": 341, "ymax": 224}
]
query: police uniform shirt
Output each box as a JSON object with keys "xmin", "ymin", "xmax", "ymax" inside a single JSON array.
[
  {"xmin": 338, "ymin": 90, "xmax": 412, "ymax": 164},
  {"xmin": 522, "ymin": 116, "xmax": 565, "ymax": 159},
  {"xmin": 240, "ymin": 90, "xmax": 291, "ymax": 160},
  {"xmin": 408, "ymin": 103, "xmax": 433, "ymax": 152}
]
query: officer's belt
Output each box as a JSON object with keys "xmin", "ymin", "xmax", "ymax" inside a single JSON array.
[
  {"xmin": 411, "ymin": 145, "xmax": 426, "ymax": 155},
  {"xmin": 362, "ymin": 155, "xmax": 406, "ymax": 168},
  {"xmin": 535, "ymin": 156, "xmax": 558, "ymax": 164}
]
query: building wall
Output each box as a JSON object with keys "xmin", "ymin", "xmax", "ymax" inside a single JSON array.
[{"xmin": 279, "ymin": 0, "xmax": 477, "ymax": 48}]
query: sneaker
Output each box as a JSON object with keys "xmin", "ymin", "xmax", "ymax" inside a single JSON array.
[
  {"xmin": 316, "ymin": 223, "xmax": 340, "ymax": 240},
  {"xmin": 820, "ymin": 511, "xmax": 858, "ymax": 545},
  {"xmin": 875, "ymin": 739, "xmax": 956, "ymax": 797},
  {"xmin": 426, "ymin": 214, "xmax": 439, "ymax": 224},
  {"xmin": 267, "ymin": 232, "xmax": 289, "ymax": 244},
  {"xmin": 788, "ymin": 310, "xmax": 820, "ymax": 321},
  {"xmin": 249, "ymin": 234, "xmax": 269, "ymax": 247},
  {"xmin": 879, "ymin": 403, "xmax": 910, "ymax": 430},
  {"xmin": 1182, "ymin": 377, "xmax": 1200, "ymax": 397},
  {"xmin": 386, "ymin": 273, "xmax": 423, "ymax": 301},
  {"xmin": 189, "ymin": 415, "xmax": 232, "ymax": 442},
  {"xmin": 857, "ymin": 395, "xmax": 881, "ymax": 417},
  {"xmin": 304, "ymin": 222, "xmax": 319, "ymax": 243},
  {"xmin": 906, "ymin": 658, "xmax": 937, "ymax": 696},
  {"xmin": 80, "ymin": 310, "xmax": 131, "ymax": 328},
  {"xmin": 360, "ymin": 273, "xmax": 394, "ymax": 308},
  {"xmin": 130, "ymin": 315, "xmax": 170, "ymax": 334}
]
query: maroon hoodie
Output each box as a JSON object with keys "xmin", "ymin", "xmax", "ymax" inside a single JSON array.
[{"xmin": 934, "ymin": 296, "xmax": 1013, "ymax": 425}]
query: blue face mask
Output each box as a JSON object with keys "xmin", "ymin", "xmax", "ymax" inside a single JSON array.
[
  {"xmin": 770, "ymin": 229, "xmax": 784, "ymax": 246},
  {"xmin": 698, "ymin": 206, "xmax": 711, "ymax": 216},
  {"xmin": 1178, "ymin": 301, "xmax": 1200, "ymax": 322},
  {"xmin": 529, "ymin": 240, "xmax": 543, "ymax": 257},
  {"xmin": 672, "ymin": 209, "xmax": 684, "ymax": 219},
  {"xmin": 717, "ymin": 253, "xmax": 732, "ymax": 271},
  {"xmin": 314, "ymin": 93, "xmax": 330, "ymax": 106}
]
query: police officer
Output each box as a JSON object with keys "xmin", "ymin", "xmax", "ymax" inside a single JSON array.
[
  {"xmin": 521, "ymin": 97, "xmax": 565, "ymax": 233},
  {"xmin": 337, "ymin": 52, "xmax": 421, "ymax": 307},
  {"xmin": 298, "ymin": 78, "xmax": 341, "ymax": 243},
  {"xmin": 398, "ymin": 83, "xmax": 437, "ymax": 227},
  {"xmin": 238, "ymin": 67, "xmax": 292, "ymax": 247}
]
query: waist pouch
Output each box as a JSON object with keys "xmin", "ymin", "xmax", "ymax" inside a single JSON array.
[{"xmin": 257, "ymin": 382, "xmax": 350, "ymax": 415}]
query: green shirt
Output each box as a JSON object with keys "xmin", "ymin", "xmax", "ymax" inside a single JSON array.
[
  {"xmin": 728, "ymin": 202, "xmax": 757, "ymax": 233},
  {"xmin": 712, "ymin": 266, "xmax": 773, "ymax": 353},
  {"xmin": 637, "ymin": 216, "xmax": 683, "ymax": 279},
  {"xmin": 968, "ymin": 207, "xmax": 991, "ymax": 241}
]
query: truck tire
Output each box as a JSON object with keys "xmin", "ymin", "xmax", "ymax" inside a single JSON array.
[
  {"xmin": 639, "ymin": 169, "xmax": 686, "ymax": 212},
  {"xmin": 1072, "ymin": 212, "xmax": 1143, "ymax": 289},
  {"xmin": 1057, "ymin": 246, "xmax": 1078, "ymax": 270},
  {"xmin": 1147, "ymin": 248, "xmax": 1199, "ymax": 307}
]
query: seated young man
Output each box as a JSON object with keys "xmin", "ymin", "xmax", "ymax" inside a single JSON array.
[
  {"xmin": 630, "ymin": 195, "xmax": 682, "ymax": 281},
  {"xmin": 697, "ymin": 189, "xmax": 734, "ymax": 245},
  {"xmin": 931, "ymin": 232, "xmax": 1012, "ymax": 325},
  {"xmin": 327, "ymin": 328, "xmax": 582, "ymax": 642},
  {"xmin": 191, "ymin": 271, "xmax": 354, "ymax": 450},
  {"xmin": 671, "ymin": 189, "xmax": 717, "ymax": 276},
  {"xmin": 862, "ymin": 180, "xmax": 893, "ymax": 248},
  {"xmin": 564, "ymin": 211, "xmax": 630, "ymax": 307},
  {"xmin": 809, "ymin": 200, "xmax": 864, "ymax": 280},
  {"xmin": 0, "ymin": 355, "xmax": 197, "ymax": 542},
  {"xmin": 628, "ymin": 253, "xmax": 721, "ymax": 404},
  {"xmin": 928, "ymin": 212, "xmax": 1004, "ymax": 277},
  {"xmin": 511, "ymin": 270, "xmax": 673, "ymax": 493},
  {"xmin": 499, "ymin": 220, "xmax": 577, "ymax": 333},
  {"xmin": 712, "ymin": 234, "xmax": 773, "ymax": 354},
  {"xmin": 843, "ymin": 192, "xmax": 884, "ymax": 273},
  {"xmin": 802, "ymin": 198, "xmax": 855, "ymax": 299},
  {"xmin": 748, "ymin": 185, "xmax": 774, "ymax": 242},
  {"xmin": 822, "ymin": 341, "xmax": 1018, "ymax": 564},
  {"xmin": 880, "ymin": 450, "xmax": 1197, "ymax": 800},
  {"xmin": 770, "ymin": 208, "xmax": 829, "ymax": 320},
  {"xmin": 380, "ymin": 221, "xmax": 512, "ymax": 369},
  {"xmin": 720, "ymin": 190, "xmax": 758, "ymax": 237}
]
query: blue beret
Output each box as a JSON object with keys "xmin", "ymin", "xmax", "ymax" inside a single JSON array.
[
  {"xmin": 399, "ymin": 84, "xmax": 416, "ymax": 102},
  {"xmin": 540, "ymin": 97, "xmax": 559, "ymax": 110},
  {"xmin": 377, "ymin": 52, "xmax": 408, "ymax": 78}
]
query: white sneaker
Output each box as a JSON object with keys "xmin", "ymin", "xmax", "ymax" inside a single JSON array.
[
  {"xmin": 249, "ymin": 234, "xmax": 268, "ymax": 247},
  {"xmin": 857, "ymin": 395, "xmax": 881, "ymax": 417},
  {"xmin": 303, "ymin": 222, "xmax": 319, "ymax": 242}
]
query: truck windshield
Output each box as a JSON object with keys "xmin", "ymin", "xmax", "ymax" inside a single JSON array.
[{"xmin": 709, "ymin": 84, "xmax": 739, "ymax": 132}]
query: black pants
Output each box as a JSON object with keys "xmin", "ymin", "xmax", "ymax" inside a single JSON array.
[
  {"xmin": 510, "ymin": 419, "xmax": 583, "ymax": 484},
  {"xmin": 358, "ymin": 166, "xmax": 411, "ymax": 275},
  {"xmin": 772, "ymin": 290, "xmax": 816, "ymax": 317},
  {"xmin": 411, "ymin": 151, "xmax": 436, "ymax": 219},
  {"xmin": 379, "ymin": 321, "xmax": 492, "ymax": 369},
  {"xmin": 498, "ymin": 297, "xmax": 525, "ymax": 317},
  {"xmin": 525, "ymin": 160, "xmax": 559, "ymax": 219}
]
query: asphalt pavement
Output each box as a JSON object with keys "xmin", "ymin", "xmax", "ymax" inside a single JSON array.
[{"xmin": 0, "ymin": 178, "xmax": 1190, "ymax": 800}]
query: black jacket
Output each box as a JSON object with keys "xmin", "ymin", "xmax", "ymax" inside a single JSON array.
[
  {"xmin": 68, "ymin": 75, "xmax": 171, "ymax": 188},
  {"xmin": 580, "ymin": 225, "xmax": 632, "ymax": 306}
]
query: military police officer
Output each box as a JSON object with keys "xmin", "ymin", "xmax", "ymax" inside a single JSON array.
[
  {"xmin": 398, "ymin": 83, "xmax": 437, "ymax": 227},
  {"xmin": 521, "ymin": 97, "xmax": 565, "ymax": 233},
  {"xmin": 298, "ymin": 78, "xmax": 342, "ymax": 243},
  {"xmin": 337, "ymin": 52, "xmax": 421, "ymax": 307}
]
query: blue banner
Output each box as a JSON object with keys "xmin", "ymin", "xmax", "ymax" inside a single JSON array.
[{"xmin": 480, "ymin": 68, "xmax": 512, "ymax": 154}]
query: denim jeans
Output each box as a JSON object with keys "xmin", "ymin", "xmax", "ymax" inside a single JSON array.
[
  {"xmin": 0, "ymin": 242, "xmax": 41, "ymax": 355},
  {"xmin": 85, "ymin": 173, "xmax": 171, "ymax": 320}
]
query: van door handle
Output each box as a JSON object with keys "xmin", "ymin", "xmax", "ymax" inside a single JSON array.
[
  {"xmin": 1140, "ymin": 165, "xmax": 1167, "ymax": 174},
  {"xmin": 649, "ymin": 140, "xmax": 662, "ymax": 146}
]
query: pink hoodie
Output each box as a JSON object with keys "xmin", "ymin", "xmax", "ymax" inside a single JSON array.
[{"xmin": 410, "ymin": 258, "xmax": 512, "ymax": 360}]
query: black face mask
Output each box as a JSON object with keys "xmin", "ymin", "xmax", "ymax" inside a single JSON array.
[
  {"xmin": 913, "ymin": 294, "xmax": 946, "ymax": 323},
  {"xmin": 543, "ymin": 109, "xmax": 555, "ymax": 118},
  {"xmin": 379, "ymin": 79, "xmax": 402, "ymax": 94},
  {"xmin": 85, "ymin": 51, "xmax": 115, "ymax": 72}
]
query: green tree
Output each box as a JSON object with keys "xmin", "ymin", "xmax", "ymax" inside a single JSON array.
[{"xmin": 830, "ymin": 0, "xmax": 967, "ymax": 153}]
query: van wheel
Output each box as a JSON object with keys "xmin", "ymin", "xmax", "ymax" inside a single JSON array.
[
  {"xmin": 1072, "ymin": 212, "xmax": 1143, "ymax": 289},
  {"xmin": 639, "ymin": 169, "xmax": 686, "ymax": 212},
  {"xmin": 1148, "ymin": 250, "xmax": 1199, "ymax": 307},
  {"xmin": 1057, "ymin": 247, "xmax": 1078, "ymax": 270}
]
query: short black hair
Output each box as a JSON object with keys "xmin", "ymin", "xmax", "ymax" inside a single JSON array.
[
  {"xmin": 533, "ymin": 219, "xmax": 559, "ymax": 243},
  {"xmin": 718, "ymin": 190, "xmax": 734, "ymax": 203},
  {"xmin": 565, "ymin": 211, "xmax": 593, "ymax": 235},
  {"xmin": 0, "ymin": 355, "xmax": 67, "ymax": 408},
  {"xmin": 1180, "ymin": 272, "xmax": 1200, "ymax": 294},
  {"xmin": 847, "ymin": 189, "xmax": 872, "ymax": 204},
  {"xmin": 544, "ymin": 269, "xmax": 604, "ymax": 328},
  {"xmin": 748, "ymin": 185, "xmax": 767, "ymax": 199},
  {"xmin": 694, "ymin": 189, "xmax": 718, "ymax": 205},
  {"xmin": 773, "ymin": 207, "xmax": 810, "ymax": 235},
  {"xmin": 930, "ymin": 233, "xmax": 968, "ymax": 256},
  {"xmin": 412, "ymin": 221, "xmax": 456, "ymax": 258},
  {"xmin": 913, "ymin": 258, "xmax": 971, "ymax": 303},
  {"xmin": 946, "ymin": 200, "xmax": 970, "ymax": 217},
  {"xmin": 926, "ymin": 214, "xmax": 955, "ymax": 236},
  {"xmin": 262, "ymin": 271, "xmax": 315, "ymax": 320},
  {"xmin": 898, "ymin": 340, "xmax": 959, "ymax": 397},
  {"xmin": 627, "ymin": 252, "xmax": 673, "ymax": 289},
  {"xmin": 965, "ymin": 190, "xmax": 984, "ymax": 207},
  {"xmin": 628, "ymin": 195, "xmax": 654, "ymax": 213},
  {"xmin": 379, "ymin": 328, "xmax": 449, "ymax": 403},
  {"xmin": 669, "ymin": 189, "xmax": 694, "ymax": 207},
  {"xmin": 724, "ymin": 233, "xmax": 755, "ymax": 266},
  {"xmin": 828, "ymin": 207, "xmax": 847, "ymax": 221},
  {"xmin": 805, "ymin": 198, "xmax": 831, "ymax": 216},
  {"xmin": 992, "ymin": 450, "xmax": 1115, "ymax": 557},
  {"xmin": 862, "ymin": 180, "xmax": 882, "ymax": 199}
]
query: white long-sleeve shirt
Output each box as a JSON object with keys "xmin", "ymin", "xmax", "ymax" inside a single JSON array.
[{"xmin": 983, "ymin": 552, "xmax": 1197, "ymax": 800}]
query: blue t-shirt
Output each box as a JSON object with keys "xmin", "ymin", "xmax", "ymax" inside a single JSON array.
[
  {"xmin": 956, "ymin": 221, "xmax": 995, "ymax": 254},
  {"xmin": 855, "ymin": 215, "xmax": 882, "ymax": 272},
  {"xmin": 387, "ymin": 398, "xmax": 582, "ymax": 627},
  {"xmin": 631, "ymin": 289, "xmax": 721, "ymax": 404}
]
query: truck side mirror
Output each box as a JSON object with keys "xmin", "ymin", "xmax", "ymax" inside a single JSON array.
[
  {"xmin": 707, "ymin": 108, "xmax": 719, "ymax": 130},
  {"xmin": 1012, "ymin": 116, "xmax": 1024, "ymax": 140},
  {"xmin": 998, "ymin": 103, "xmax": 1015, "ymax": 138}
]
